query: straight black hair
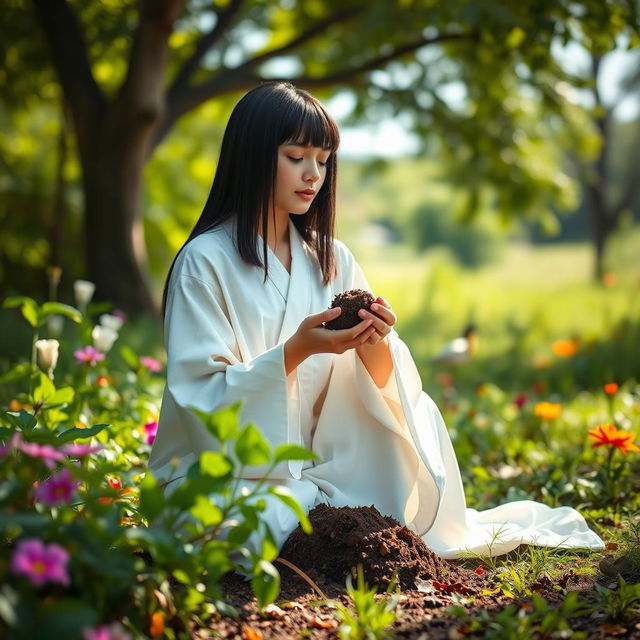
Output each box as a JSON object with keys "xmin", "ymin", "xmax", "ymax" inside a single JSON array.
[{"xmin": 161, "ymin": 82, "xmax": 340, "ymax": 318}]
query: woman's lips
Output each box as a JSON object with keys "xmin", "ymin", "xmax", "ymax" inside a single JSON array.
[{"xmin": 295, "ymin": 190, "xmax": 315, "ymax": 201}]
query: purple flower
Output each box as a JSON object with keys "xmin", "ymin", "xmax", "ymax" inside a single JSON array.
[
  {"xmin": 11, "ymin": 538, "xmax": 70, "ymax": 587},
  {"xmin": 139, "ymin": 356, "xmax": 162, "ymax": 373},
  {"xmin": 82, "ymin": 622, "xmax": 133, "ymax": 640},
  {"xmin": 19, "ymin": 441, "xmax": 65, "ymax": 468},
  {"xmin": 74, "ymin": 346, "xmax": 105, "ymax": 367},
  {"xmin": 143, "ymin": 421, "xmax": 158, "ymax": 445},
  {"xmin": 34, "ymin": 468, "xmax": 78, "ymax": 505},
  {"xmin": 62, "ymin": 443, "xmax": 103, "ymax": 457}
]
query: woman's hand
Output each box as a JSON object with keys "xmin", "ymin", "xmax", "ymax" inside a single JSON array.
[
  {"xmin": 357, "ymin": 297, "xmax": 397, "ymax": 346},
  {"xmin": 284, "ymin": 307, "xmax": 376, "ymax": 374}
]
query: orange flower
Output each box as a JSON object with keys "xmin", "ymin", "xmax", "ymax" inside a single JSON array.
[
  {"xmin": 98, "ymin": 476, "xmax": 132, "ymax": 504},
  {"xmin": 604, "ymin": 382, "xmax": 619, "ymax": 396},
  {"xmin": 588, "ymin": 424, "xmax": 640, "ymax": 455},
  {"xmin": 149, "ymin": 611, "xmax": 165, "ymax": 637},
  {"xmin": 96, "ymin": 375, "xmax": 110, "ymax": 387},
  {"xmin": 533, "ymin": 402, "xmax": 562, "ymax": 420},
  {"xmin": 9, "ymin": 399, "xmax": 33, "ymax": 412},
  {"xmin": 551, "ymin": 339, "xmax": 579, "ymax": 357},
  {"xmin": 602, "ymin": 272, "xmax": 617, "ymax": 287}
]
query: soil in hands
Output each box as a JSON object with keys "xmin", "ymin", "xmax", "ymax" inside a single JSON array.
[{"xmin": 208, "ymin": 505, "xmax": 636, "ymax": 640}]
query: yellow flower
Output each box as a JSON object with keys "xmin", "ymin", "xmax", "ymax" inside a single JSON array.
[{"xmin": 533, "ymin": 402, "xmax": 562, "ymax": 420}]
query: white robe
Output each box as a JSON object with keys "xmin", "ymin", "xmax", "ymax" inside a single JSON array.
[{"xmin": 149, "ymin": 218, "xmax": 604, "ymax": 559}]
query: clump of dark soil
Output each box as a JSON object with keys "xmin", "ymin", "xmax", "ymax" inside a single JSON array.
[
  {"xmin": 325, "ymin": 289, "xmax": 375, "ymax": 330},
  {"xmin": 279, "ymin": 504, "xmax": 483, "ymax": 592}
]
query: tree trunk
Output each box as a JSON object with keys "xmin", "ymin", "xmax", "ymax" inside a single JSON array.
[{"xmin": 81, "ymin": 110, "xmax": 159, "ymax": 318}]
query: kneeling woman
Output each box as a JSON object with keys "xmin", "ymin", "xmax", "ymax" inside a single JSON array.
[{"xmin": 149, "ymin": 82, "xmax": 604, "ymax": 559}]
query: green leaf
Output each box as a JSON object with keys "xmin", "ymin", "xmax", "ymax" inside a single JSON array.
[
  {"xmin": 200, "ymin": 451, "xmax": 234, "ymax": 477},
  {"xmin": 56, "ymin": 423, "xmax": 108, "ymax": 443},
  {"xmin": 119, "ymin": 345, "xmax": 140, "ymax": 370},
  {"xmin": 45, "ymin": 386, "xmax": 75, "ymax": 407},
  {"xmin": 0, "ymin": 363, "xmax": 33, "ymax": 384},
  {"xmin": 273, "ymin": 444, "xmax": 319, "ymax": 464},
  {"xmin": 202, "ymin": 540, "xmax": 233, "ymax": 581},
  {"xmin": 191, "ymin": 402, "xmax": 242, "ymax": 443},
  {"xmin": 31, "ymin": 372, "xmax": 55, "ymax": 404},
  {"xmin": 3, "ymin": 297, "xmax": 38, "ymax": 327},
  {"xmin": 268, "ymin": 485, "xmax": 312, "ymax": 534},
  {"xmin": 234, "ymin": 423, "xmax": 271, "ymax": 466},
  {"xmin": 2, "ymin": 410, "xmax": 37, "ymax": 431},
  {"xmin": 139, "ymin": 473, "xmax": 166, "ymax": 522},
  {"xmin": 251, "ymin": 560, "xmax": 280, "ymax": 608},
  {"xmin": 190, "ymin": 495, "xmax": 223, "ymax": 527},
  {"xmin": 39, "ymin": 302, "xmax": 82, "ymax": 324}
]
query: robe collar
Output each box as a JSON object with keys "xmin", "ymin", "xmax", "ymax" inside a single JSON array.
[{"xmin": 277, "ymin": 218, "xmax": 313, "ymax": 342}]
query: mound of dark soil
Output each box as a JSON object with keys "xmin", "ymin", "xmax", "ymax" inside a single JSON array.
[{"xmin": 280, "ymin": 504, "xmax": 482, "ymax": 592}]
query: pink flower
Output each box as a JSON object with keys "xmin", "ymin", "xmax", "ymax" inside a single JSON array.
[
  {"xmin": 11, "ymin": 538, "xmax": 70, "ymax": 587},
  {"xmin": 82, "ymin": 622, "xmax": 133, "ymax": 640},
  {"xmin": 19, "ymin": 441, "xmax": 65, "ymax": 468},
  {"xmin": 0, "ymin": 433, "xmax": 22, "ymax": 456},
  {"xmin": 143, "ymin": 421, "xmax": 158, "ymax": 445},
  {"xmin": 74, "ymin": 346, "xmax": 105, "ymax": 366},
  {"xmin": 34, "ymin": 468, "xmax": 78, "ymax": 505},
  {"xmin": 139, "ymin": 356, "xmax": 162, "ymax": 373},
  {"xmin": 62, "ymin": 443, "xmax": 103, "ymax": 457}
]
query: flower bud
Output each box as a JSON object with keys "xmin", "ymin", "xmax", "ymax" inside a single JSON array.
[
  {"xmin": 73, "ymin": 279, "xmax": 96, "ymax": 307},
  {"xmin": 34, "ymin": 339, "xmax": 60, "ymax": 372},
  {"xmin": 92, "ymin": 325, "xmax": 118, "ymax": 353},
  {"xmin": 99, "ymin": 313, "xmax": 124, "ymax": 332}
]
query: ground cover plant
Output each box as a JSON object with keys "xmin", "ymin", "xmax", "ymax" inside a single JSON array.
[{"xmin": 1, "ymin": 238, "xmax": 639, "ymax": 639}]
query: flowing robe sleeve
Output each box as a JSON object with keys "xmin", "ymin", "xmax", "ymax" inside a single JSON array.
[
  {"xmin": 149, "ymin": 233, "xmax": 292, "ymax": 483},
  {"xmin": 314, "ymin": 241, "xmax": 603, "ymax": 558}
]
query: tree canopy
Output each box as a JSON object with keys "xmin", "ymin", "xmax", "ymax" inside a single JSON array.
[{"xmin": 1, "ymin": 0, "xmax": 638, "ymax": 312}]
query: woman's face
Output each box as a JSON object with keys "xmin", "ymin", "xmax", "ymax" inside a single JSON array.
[{"xmin": 273, "ymin": 143, "xmax": 331, "ymax": 219}]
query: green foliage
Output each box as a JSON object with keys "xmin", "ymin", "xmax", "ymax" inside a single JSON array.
[
  {"xmin": 447, "ymin": 592, "xmax": 588, "ymax": 639},
  {"xmin": 0, "ymin": 293, "xmax": 317, "ymax": 638},
  {"xmin": 593, "ymin": 576, "xmax": 640, "ymax": 622},
  {"xmin": 407, "ymin": 202, "xmax": 503, "ymax": 268},
  {"xmin": 334, "ymin": 566, "xmax": 400, "ymax": 640}
]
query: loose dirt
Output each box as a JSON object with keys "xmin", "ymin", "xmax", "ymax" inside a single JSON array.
[{"xmin": 200, "ymin": 505, "xmax": 640, "ymax": 640}]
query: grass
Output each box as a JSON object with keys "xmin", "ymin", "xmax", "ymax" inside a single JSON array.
[{"xmin": 355, "ymin": 229, "xmax": 640, "ymax": 395}]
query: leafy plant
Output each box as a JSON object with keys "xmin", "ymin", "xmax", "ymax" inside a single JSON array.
[
  {"xmin": 447, "ymin": 592, "xmax": 588, "ymax": 639},
  {"xmin": 334, "ymin": 565, "xmax": 400, "ymax": 640},
  {"xmin": 593, "ymin": 576, "xmax": 640, "ymax": 622}
]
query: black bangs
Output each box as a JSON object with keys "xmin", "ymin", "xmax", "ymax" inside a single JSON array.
[{"xmin": 279, "ymin": 92, "xmax": 340, "ymax": 152}]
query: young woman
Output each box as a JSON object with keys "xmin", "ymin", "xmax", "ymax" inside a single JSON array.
[{"xmin": 149, "ymin": 82, "xmax": 603, "ymax": 559}]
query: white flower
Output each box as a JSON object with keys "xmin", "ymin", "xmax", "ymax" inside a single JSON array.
[
  {"xmin": 92, "ymin": 325, "xmax": 118, "ymax": 353},
  {"xmin": 47, "ymin": 315, "xmax": 64, "ymax": 337},
  {"xmin": 73, "ymin": 280, "xmax": 95, "ymax": 307},
  {"xmin": 99, "ymin": 313, "xmax": 124, "ymax": 332},
  {"xmin": 35, "ymin": 339, "xmax": 60, "ymax": 372}
]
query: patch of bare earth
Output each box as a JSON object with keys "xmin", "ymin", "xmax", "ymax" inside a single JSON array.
[{"xmin": 198, "ymin": 505, "xmax": 640, "ymax": 640}]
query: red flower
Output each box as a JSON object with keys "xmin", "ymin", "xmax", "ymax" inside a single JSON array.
[
  {"xmin": 475, "ymin": 567, "xmax": 486, "ymax": 575},
  {"xmin": 588, "ymin": 424, "xmax": 640, "ymax": 455},
  {"xmin": 603, "ymin": 382, "xmax": 619, "ymax": 396}
]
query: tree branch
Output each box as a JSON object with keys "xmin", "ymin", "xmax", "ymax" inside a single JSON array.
[
  {"xmin": 116, "ymin": 0, "xmax": 185, "ymax": 123},
  {"xmin": 153, "ymin": 28, "xmax": 476, "ymax": 149},
  {"xmin": 291, "ymin": 31, "xmax": 477, "ymax": 87},
  {"xmin": 168, "ymin": 0, "xmax": 244, "ymax": 95},
  {"xmin": 32, "ymin": 0, "xmax": 105, "ymax": 154}
]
